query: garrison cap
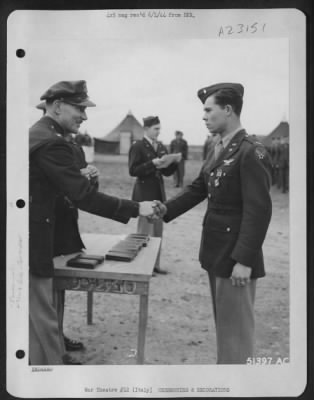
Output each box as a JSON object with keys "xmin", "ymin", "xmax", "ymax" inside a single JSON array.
[
  {"xmin": 40, "ymin": 80, "xmax": 96, "ymax": 107},
  {"xmin": 197, "ymin": 82, "xmax": 244, "ymax": 104},
  {"xmin": 143, "ymin": 116, "xmax": 160, "ymax": 127}
]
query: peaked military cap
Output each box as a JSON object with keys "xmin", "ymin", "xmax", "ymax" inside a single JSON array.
[
  {"xmin": 197, "ymin": 82, "xmax": 244, "ymax": 104},
  {"xmin": 143, "ymin": 116, "xmax": 160, "ymax": 127},
  {"xmin": 40, "ymin": 80, "xmax": 96, "ymax": 107},
  {"xmin": 36, "ymin": 101, "xmax": 46, "ymax": 111}
]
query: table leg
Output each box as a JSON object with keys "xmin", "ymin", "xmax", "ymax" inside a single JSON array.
[
  {"xmin": 54, "ymin": 289, "xmax": 64, "ymax": 332},
  {"xmin": 87, "ymin": 292, "xmax": 93, "ymax": 325},
  {"xmin": 137, "ymin": 293, "xmax": 149, "ymax": 364}
]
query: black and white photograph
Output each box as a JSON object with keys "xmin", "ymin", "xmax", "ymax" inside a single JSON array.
[{"xmin": 6, "ymin": 8, "xmax": 306, "ymax": 398}]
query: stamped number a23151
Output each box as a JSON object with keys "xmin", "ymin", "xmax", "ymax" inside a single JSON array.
[{"xmin": 218, "ymin": 23, "xmax": 266, "ymax": 37}]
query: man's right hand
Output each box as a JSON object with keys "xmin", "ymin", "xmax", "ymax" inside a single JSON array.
[{"xmin": 152, "ymin": 200, "xmax": 167, "ymax": 218}]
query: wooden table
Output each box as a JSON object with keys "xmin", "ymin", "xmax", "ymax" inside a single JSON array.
[{"xmin": 53, "ymin": 233, "xmax": 161, "ymax": 364}]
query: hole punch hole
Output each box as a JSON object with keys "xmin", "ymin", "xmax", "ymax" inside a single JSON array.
[
  {"xmin": 16, "ymin": 199, "xmax": 25, "ymax": 208},
  {"xmin": 16, "ymin": 49, "xmax": 25, "ymax": 58},
  {"xmin": 16, "ymin": 350, "xmax": 25, "ymax": 359}
]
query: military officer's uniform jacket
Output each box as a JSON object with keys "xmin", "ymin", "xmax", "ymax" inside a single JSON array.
[
  {"xmin": 53, "ymin": 138, "xmax": 92, "ymax": 257},
  {"xmin": 30, "ymin": 116, "xmax": 139, "ymax": 278},
  {"xmin": 164, "ymin": 130, "xmax": 272, "ymax": 279},
  {"xmin": 129, "ymin": 137, "xmax": 177, "ymax": 202}
]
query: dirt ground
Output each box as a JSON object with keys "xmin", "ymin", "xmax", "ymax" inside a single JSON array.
[{"xmin": 63, "ymin": 154, "xmax": 289, "ymax": 365}]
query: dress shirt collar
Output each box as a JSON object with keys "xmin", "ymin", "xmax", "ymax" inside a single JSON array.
[
  {"xmin": 220, "ymin": 126, "xmax": 243, "ymax": 149},
  {"xmin": 144, "ymin": 134, "xmax": 156, "ymax": 146}
]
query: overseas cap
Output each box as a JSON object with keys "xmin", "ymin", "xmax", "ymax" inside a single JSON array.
[
  {"xmin": 143, "ymin": 116, "xmax": 160, "ymax": 127},
  {"xmin": 197, "ymin": 82, "xmax": 244, "ymax": 104},
  {"xmin": 40, "ymin": 80, "xmax": 96, "ymax": 107}
]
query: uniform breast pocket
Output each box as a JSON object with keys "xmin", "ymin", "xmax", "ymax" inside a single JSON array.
[
  {"xmin": 220, "ymin": 171, "xmax": 236, "ymax": 185},
  {"xmin": 216, "ymin": 171, "xmax": 241, "ymax": 201}
]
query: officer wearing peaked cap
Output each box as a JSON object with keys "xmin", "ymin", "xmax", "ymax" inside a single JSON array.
[
  {"xmin": 159, "ymin": 82, "xmax": 272, "ymax": 364},
  {"xmin": 40, "ymin": 80, "xmax": 96, "ymax": 107},
  {"xmin": 29, "ymin": 80, "xmax": 157, "ymax": 365}
]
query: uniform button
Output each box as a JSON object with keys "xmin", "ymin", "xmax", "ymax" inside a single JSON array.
[
  {"xmin": 208, "ymin": 193, "xmax": 212, "ymax": 199},
  {"xmin": 226, "ymin": 227, "xmax": 231, "ymax": 232},
  {"xmin": 46, "ymin": 218, "xmax": 50, "ymax": 223},
  {"xmin": 210, "ymin": 172, "xmax": 214, "ymax": 176}
]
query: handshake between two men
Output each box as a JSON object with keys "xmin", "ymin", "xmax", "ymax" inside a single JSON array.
[{"xmin": 138, "ymin": 200, "xmax": 167, "ymax": 220}]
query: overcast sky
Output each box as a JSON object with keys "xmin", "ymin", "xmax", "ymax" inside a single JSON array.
[{"xmin": 18, "ymin": 11, "xmax": 289, "ymax": 145}]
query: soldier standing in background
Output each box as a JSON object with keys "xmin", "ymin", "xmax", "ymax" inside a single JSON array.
[
  {"xmin": 278, "ymin": 136, "xmax": 289, "ymax": 193},
  {"xmin": 203, "ymin": 134, "xmax": 215, "ymax": 160},
  {"xmin": 128, "ymin": 116, "xmax": 179, "ymax": 274},
  {"xmin": 269, "ymin": 137, "xmax": 277, "ymax": 185},
  {"xmin": 170, "ymin": 130, "xmax": 188, "ymax": 187},
  {"xmin": 273, "ymin": 137, "xmax": 281, "ymax": 188}
]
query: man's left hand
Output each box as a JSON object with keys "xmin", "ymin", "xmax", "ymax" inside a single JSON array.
[
  {"xmin": 86, "ymin": 165, "xmax": 99, "ymax": 179},
  {"xmin": 230, "ymin": 263, "xmax": 252, "ymax": 287}
]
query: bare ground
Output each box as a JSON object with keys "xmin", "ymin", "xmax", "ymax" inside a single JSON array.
[{"xmin": 63, "ymin": 155, "xmax": 289, "ymax": 365}]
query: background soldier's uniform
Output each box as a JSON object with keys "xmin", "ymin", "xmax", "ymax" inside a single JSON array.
[
  {"xmin": 29, "ymin": 116, "xmax": 139, "ymax": 365},
  {"xmin": 271, "ymin": 139, "xmax": 280, "ymax": 187},
  {"xmin": 203, "ymin": 135, "xmax": 214, "ymax": 160},
  {"xmin": 170, "ymin": 135, "xmax": 188, "ymax": 187},
  {"xmin": 164, "ymin": 129, "xmax": 272, "ymax": 363},
  {"xmin": 129, "ymin": 137, "xmax": 177, "ymax": 269},
  {"xmin": 278, "ymin": 141, "xmax": 289, "ymax": 193}
]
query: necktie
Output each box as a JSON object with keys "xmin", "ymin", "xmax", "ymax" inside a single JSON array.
[{"xmin": 214, "ymin": 139, "xmax": 224, "ymax": 160}]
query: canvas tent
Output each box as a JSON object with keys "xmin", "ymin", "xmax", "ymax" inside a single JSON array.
[
  {"xmin": 94, "ymin": 111, "xmax": 145, "ymax": 154},
  {"xmin": 262, "ymin": 120, "xmax": 289, "ymax": 148}
]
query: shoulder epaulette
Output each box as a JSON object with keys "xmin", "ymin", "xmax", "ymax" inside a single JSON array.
[{"xmin": 244, "ymin": 135, "xmax": 265, "ymax": 147}]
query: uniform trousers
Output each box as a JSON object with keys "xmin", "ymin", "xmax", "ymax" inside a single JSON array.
[
  {"xmin": 208, "ymin": 271, "xmax": 256, "ymax": 364},
  {"xmin": 137, "ymin": 216, "xmax": 163, "ymax": 269},
  {"xmin": 174, "ymin": 160, "xmax": 185, "ymax": 187},
  {"xmin": 29, "ymin": 273, "xmax": 65, "ymax": 365},
  {"xmin": 279, "ymin": 167, "xmax": 289, "ymax": 193}
]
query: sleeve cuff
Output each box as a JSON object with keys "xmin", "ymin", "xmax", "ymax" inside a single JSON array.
[
  {"xmin": 112, "ymin": 199, "xmax": 139, "ymax": 222},
  {"xmin": 231, "ymin": 243, "xmax": 260, "ymax": 268}
]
